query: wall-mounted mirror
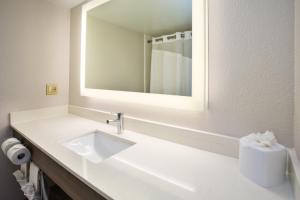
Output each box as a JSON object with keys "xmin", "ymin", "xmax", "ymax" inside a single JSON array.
[
  {"xmin": 85, "ymin": 0, "xmax": 192, "ymax": 96},
  {"xmin": 81, "ymin": 0, "xmax": 207, "ymax": 110}
]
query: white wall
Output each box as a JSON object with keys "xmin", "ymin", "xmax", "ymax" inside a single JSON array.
[
  {"xmin": 0, "ymin": 0, "xmax": 70, "ymax": 199},
  {"xmin": 70, "ymin": 0, "xmax": 294, "ymax": 147},
  {"xmin": 85, "ymin": 16, "xmax": 144, "ymax": 92},
  {"xmin": 295, "ymin": 0, "xmax": 300, "ymax": 159}
]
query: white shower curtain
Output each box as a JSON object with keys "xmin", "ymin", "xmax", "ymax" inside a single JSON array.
[{"xmin": 150, "ymin": 31, "xmax": 192, "ymax": 96}]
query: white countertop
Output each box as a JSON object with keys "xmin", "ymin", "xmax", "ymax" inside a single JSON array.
[{"xmin": 11, "ymin": 113, "xmax": 294, "ymax": 200}]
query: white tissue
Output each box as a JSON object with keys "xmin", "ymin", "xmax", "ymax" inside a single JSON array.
[
  {"xmin": 239, "ymin": 131, "xmax": 287, "ymax": 187},
  {"xmin": 1, "ymin": 138, "xmax": 20, "ymax": 154},
  {"xmin": 7, "ymin": 144, "xmax": 31, "ymax": 165},
  {"xmin": 243, "ymin": 131, "xmax": 277, "ymax": 147}
]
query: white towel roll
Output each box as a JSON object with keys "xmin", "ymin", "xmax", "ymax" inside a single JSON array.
[
  {"xmin": 1, "ymin": 138, "xmax": 21, "ymax": 154},
  {"xmin": 13, "ymin": 170, "xmax": 26, "ymax": 187},
  {"xmin": 29, "ymin": 162, "xmax": 40, "ymax": 190},
  {"xmin": 7, "ymin": 144, "xmax": 31, "ymax": 165}
]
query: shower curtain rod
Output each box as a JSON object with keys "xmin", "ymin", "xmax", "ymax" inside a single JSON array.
[{"xmin": 147, "ymin": 33, "xmax": 189, "ymax": 44}]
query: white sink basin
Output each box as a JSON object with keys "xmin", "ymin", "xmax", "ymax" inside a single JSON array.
[{"xmin": 63, "ymin": 131, "xmax": 135, "ymax": 163}]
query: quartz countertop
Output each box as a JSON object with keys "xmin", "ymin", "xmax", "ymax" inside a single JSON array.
[{"xmin": 11, "ymin": 113, "xmax": 294, "ymax": 200}]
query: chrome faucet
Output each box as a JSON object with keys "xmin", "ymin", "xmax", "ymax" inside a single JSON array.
[{"xmin": 106, "ymin": 112, "xmax": 124, "ymax": 134}]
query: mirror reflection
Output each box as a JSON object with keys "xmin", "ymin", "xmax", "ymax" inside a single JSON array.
[{"xmin": 85, "ymin": 0, "xmax": 192, "ymax": 96}]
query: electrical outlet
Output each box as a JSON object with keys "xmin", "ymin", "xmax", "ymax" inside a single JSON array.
[{"xmin": 46, "ymin": 84, "xmax": 57, "ymax": 95}]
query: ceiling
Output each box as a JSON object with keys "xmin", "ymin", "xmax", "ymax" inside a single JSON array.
[
  {"xmin": 88, "ymin": 0, "xmax": 192, "ymax": 36},
  {"xmin": 46, "ymin": 0, "xmax": 87, "ymax": 8}
]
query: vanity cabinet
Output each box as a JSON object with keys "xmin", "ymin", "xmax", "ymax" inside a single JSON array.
[{"xmin": 13, "ymin": 131, "xmax": 108, "ymax": 200}]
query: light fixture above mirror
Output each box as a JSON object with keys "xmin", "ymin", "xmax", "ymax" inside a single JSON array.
[{"xmin": 80, "ymin": 0, "xmax": 208, "ymax": 111}]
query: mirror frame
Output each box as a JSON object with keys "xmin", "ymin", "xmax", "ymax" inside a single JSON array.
[{"xmin": 80, "ymin": 0, "xmax": 208, "ymax": 111}]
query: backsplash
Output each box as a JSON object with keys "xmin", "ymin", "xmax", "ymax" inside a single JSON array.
[{"xmin": 69, "ymin": 105, "xmax": 239, "ymax": 158}]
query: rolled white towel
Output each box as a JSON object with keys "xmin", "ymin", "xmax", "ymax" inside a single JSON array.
[{"xmin": 13, "ymin": 170, "xmax": 26, "ymax": 187}]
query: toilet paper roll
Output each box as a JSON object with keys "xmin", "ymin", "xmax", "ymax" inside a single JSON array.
[
  {"xmin": 1, "ymin": 138, "xmax": 21, "ymax": 154},
  {"xmin": 7, "ymin": 144, "xmax": 31, "ymax": 165}
]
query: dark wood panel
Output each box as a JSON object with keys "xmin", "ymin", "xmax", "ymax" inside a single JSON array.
[{"xmin": 14, "ymin": 131, "xmax": 108, "ymax": 200}]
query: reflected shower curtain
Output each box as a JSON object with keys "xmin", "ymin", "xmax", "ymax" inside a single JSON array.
[{"xmin": 150, "ymin": 31, "xmax": 192, "ymax": 96}]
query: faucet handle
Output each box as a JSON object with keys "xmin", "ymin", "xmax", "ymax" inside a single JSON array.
[
  {"xmin": 110, "ymin": 112, "xmax": 123, "ymax": 118},
  {"xmin": 110, "ymin": 112, "xmax": 124, "ymax": 118},
  {"xmin": 117, "ymin": 112, "xmax": 124, "ymax": 119}
]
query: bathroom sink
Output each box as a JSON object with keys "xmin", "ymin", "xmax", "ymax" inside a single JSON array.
[{"xmin": 63, "ymin": 131, "xmax": 135, "ymax": 163}]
